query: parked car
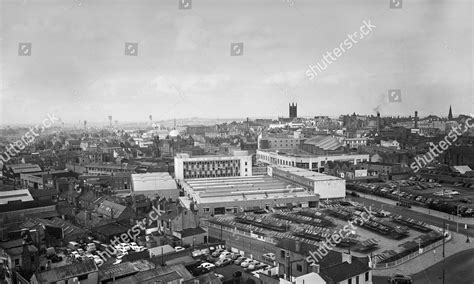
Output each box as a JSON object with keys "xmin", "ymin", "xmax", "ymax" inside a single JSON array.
[
  {"xmin": 214, "ymin": 273, "xmax": 225, "ymax": 281},
  {"xmin": 215, "ymin": 258, "xmax": 232, "ymax": 267},
  {"xmin": 199, "ymin": 262, "xmax": 215, "ymax": 270},
  {"xmin": 174, "ymin": 246, "xmax": 185, "ymax": 252},
  {"xmin": 247, "ymin": 260, "xmax": 260, "ymax": 270},
  {"xmin": 50, "ymin": 255, "xmax": 63, "ymax": 263},
  {"xmin": 234, "ymin": 256, "xmax": 247, "ymax": 265},
  {"xmin": 263, "ymin": 253, "xmax": 276, "ymax": 261},
  {"xmin": 219, "ymin": 251, "xmax": 232, "ymax": 259},
  {"xmin": 211, "ymin": 249, "xmax": 224, "ymax": 257},
  {"xmin": 389, "ymin": 274, "xmax": 413, "ymax": 284},
  {"xmin": 241, "ymin": 259, "xmax": 253, "ymax": 268}
]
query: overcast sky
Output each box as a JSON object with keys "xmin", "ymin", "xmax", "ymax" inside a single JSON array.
[{"xmin": 0, "ymin": 0, "xmax": 472, "ymax": 125}]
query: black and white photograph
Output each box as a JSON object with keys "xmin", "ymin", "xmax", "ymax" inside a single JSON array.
[{"xmin": 0, "ymin": 0, "xmax": 473, "ymax": 283}]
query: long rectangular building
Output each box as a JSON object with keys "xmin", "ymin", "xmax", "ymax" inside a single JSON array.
[
  {"xmin": 180, "ymin": 176, "xmax": 319, "ymax": 216},
  {"xmin": 268, "ymin": 166, "xmax": 345, "ymax": 199},
  {"xmin": 257, "ymin": 149, "xmax": 369, "ymax": 173}
]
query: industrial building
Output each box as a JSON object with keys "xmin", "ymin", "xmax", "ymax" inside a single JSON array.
[
  {"xmin": 268, "ymin": 166, "xmax": 346, "ymax": 199},
  {"xmin": 131, "ymin": 172, "xmax": 178, "ymax": 200},
  {"xmin": 174, "ymin": 151, "xmax": 252, "ymax": 180},
  {"xmin": 179, "ymin": 175, "xmax": 319, "ymax": 216},
  {"xmin": 257, "ymin": 149, "xmax": 369, "ymax": 173}
]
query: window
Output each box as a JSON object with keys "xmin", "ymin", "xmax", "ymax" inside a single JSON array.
[
  {"xmin": 280, "ymin": 250, "xmax": 286, "ymax": 258},
  {"xmin": 365, "ymin": 272, "xmax": 369, "ymax": 281},
  {"xmin": 78, "ymin": 274, "xmax": 89, "ymax": 280},
  {"xmin": 14, "ymin": 259, "xmax": 19, "ymax": 266},
  {"xmin": 356, "ymin": 276, "xmax": 359, "ymax": 284},
  {"xmin": 348, "ymin": 279, "xmax": 352, "ymax": 284},
  {"xmin": 296, "ymin": 264, "xmax": 302, "ymax": 272}
]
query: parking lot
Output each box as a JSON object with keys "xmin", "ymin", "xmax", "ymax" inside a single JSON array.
[
  {"xmin": 186, "ymin": 245, "xmax": 277, "ymax": 282},
  {"xmin": 349, "ymin": 178, "xmax": 474, "ymax": 217}
]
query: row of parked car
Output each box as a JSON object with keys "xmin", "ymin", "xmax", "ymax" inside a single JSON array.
[
  {"xmin": 67, "ymin": 239, "xmax": 147, "ymax": 266},
  {"xmin": 190, "ymin": 247, "xmax": 274, "ymax": 277}
]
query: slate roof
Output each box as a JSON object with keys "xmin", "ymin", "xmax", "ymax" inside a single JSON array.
[
  {"xmin": 96, "ymin": 200, "xmax": 127, "ymax": 218},
  {"xmin": 177, "ymin": 227, "xmax": 206, "ymax": 238},
  {"xmin": 304, "ymin": 136, "xmax": 343, "ymax": 151},
  {"xmin": 320, "ymin": 258, "xmax": 370, "ymax": 283},
  {"xmin": 35, "ymin": 259, "xmax": 97, "ymax": 282},
  {"xmin": 275, "ymin": 238, "xmax": 342, "ymax": 270},
  {"xmin": 0, "ymin": 200, "xmax": 55, "ymax": 213}
]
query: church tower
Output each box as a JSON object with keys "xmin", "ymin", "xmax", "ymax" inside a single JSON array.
[{"xmin": 448, "ymin": 106, "xmax": 453, "ymax": 120}]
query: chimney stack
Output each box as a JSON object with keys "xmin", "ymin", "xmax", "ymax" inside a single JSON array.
[
  {"xmin": 342, "ymin": 252, "xmax": 352, "ymax": 264},
  {"xmin": 414, "ymin": 111, "xmax": 418, "ymax": 128},
  {"xmin": 310, "ymin": 263, "xmax": 320, "ymax": 274},
  {"xmin": 295, "ymin": 241, "xmax": 301, "ymax": 252},
  {"xmin": 376, "ymin": 112, "xmax": 380, "ymax": 133}
]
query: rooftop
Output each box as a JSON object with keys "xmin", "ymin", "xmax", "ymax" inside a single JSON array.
[
  {"xmin": 35, "ymin": 259, "xmax": 97, "ymax": 282},
  {"xmin": 182, "ymin": 175, "xmax": 318, "ymax": 204},
  {"xmin": 272, "ymin": 166, "xmax": 342, "ymax": 181},
  {"xmin": 131, "ymin": 172, "xmax": 177, "ymax": 192},
  {"xmin": 0, "ymin": 189, "xmax": 34, "ymax": 204}
]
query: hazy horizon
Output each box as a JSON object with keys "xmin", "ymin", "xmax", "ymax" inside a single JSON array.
[{"xmin": 1, "ymin": 0, "xmax": 472, "ymax": 124}]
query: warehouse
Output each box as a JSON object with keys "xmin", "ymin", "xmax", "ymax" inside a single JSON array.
[
  {"xmin": 268, "ymin": 165, "xmax": 346, "ymax": 199},
  {"xmin": 180, "ymin": 175, "xmax": 319, "ymax": 217}
]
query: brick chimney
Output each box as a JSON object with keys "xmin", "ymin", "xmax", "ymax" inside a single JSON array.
[
  {"xmin": 414, "ymin": 111, "xmax": 418, "ymax": 128},
  {"xmin": 342, "ymin": 252, "xmax": 352, "ymax": 264},
  {"xmin": 310, "ymin": 263, "xmax": 320, "ymax": 274}
]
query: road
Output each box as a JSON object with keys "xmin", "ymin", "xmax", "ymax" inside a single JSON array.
[
  {"xmin": 373, "ymin": 249, "xmax": 474, "ymax": 284},
  {"xmin": 348, "ymin": 195, "xmax": 474, "ymax": 238}
]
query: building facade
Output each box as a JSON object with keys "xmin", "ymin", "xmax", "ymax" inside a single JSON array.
[{"xmin": 174, "ymin": 151, "xmax": 252, "ymax": 180}]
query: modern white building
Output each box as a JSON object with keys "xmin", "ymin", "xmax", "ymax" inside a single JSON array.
[
  {"xmin": 174, "ymin": 151, "xmax": 252, "ymax": 180},
  {"xmin": 131, "ymin": 172, "xmax": 178, "ymax": 199},
  {"xmin": 268, "ymin": 166, "xmax": 346, "ymax": 199},
  {"xmin": 256, "ymin": 149, "xmax": 369, "ymax": 173},
  {"xmin": 180, "ymin": 175, "xmax": 319, "ymax": 216}
]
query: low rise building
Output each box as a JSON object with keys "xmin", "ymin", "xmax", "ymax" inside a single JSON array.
[
  {"xmin": 180, "ymin": 175, "xmax": 319, "ymax": 217},
  {"xmin": 31, "ymin": 259, "xmax": 98, "ymax": 284},
  {"xmin": 257, "ymin": 149, "xmax": 369, "ymax": 173},
  {"xmin": 131, "ymin": 172, "xmax": 178, "ymax": 200},
  {"xmin": 268, "ymin": 166, "xmax": 346, "ymax": 199}
]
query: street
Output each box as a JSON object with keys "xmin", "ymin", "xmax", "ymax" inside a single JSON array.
[{"xmin": 373, "ymin": 249, "xmax": 474, "ymax": 284}]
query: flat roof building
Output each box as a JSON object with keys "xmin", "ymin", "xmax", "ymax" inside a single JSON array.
[
  {"xmin": 131, "ymin": 172, "xmax": 178, "ymax": 200},
  {"xmin": 0, "ymin": 189, "xmax": 34, "ymax": 205},
  {"xmin": 257, "ymin": 149, "xmax": 369, "ymax": 173},
  {"xmin": 268, "ymin": 166, "xmax": 346, "ymax": 199},
  {"xmin": 180, "ymin": 175, "xmax": 319, "ymax": 216}
]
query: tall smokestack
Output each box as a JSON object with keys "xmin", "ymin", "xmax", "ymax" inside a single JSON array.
[
  {"xmin": 414, "ymin": 111, "xmax": 418, "ymax": 128},
  {"xmin": 376, "ymin": 112, "xmax": 380, "ymax": 133}
]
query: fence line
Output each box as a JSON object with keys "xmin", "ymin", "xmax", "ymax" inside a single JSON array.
[{"xmin": 374, "ymin": 237, "xmax": 449, "ymax": 269}]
